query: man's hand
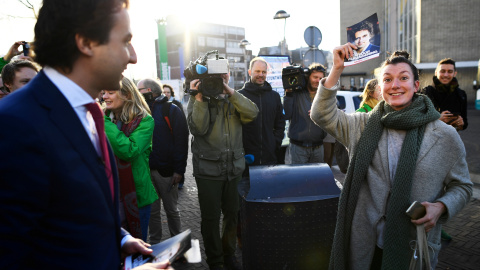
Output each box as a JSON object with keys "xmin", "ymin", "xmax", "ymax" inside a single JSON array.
[
  {"xmin": 411, "ymin": 201, "xmax": 446, "ymax": 232},
  {"xmin": 122, "ymin": 238, "xmax": 153, "ymax": 257},
  {"xmin": 439, "ymin": 111, "xmax": 464, "ymax": 130},
  {"xmin": 452, "ymin": 115, "xmax": 464, "ymax": 130},
  {"xmin": 172, "ymin": 173, "xmax": 183, "ymax": 185},
  {"xmin": 190, "ymin": 79, "xmax": 203, "ymax": 102},
  {"xmin": 4, "ymin": 41, "xmax": 24, "ymax": 62},
  {"xmin": 133, "ymin": 261, "xmax": 173, "ymax": 270},
  {"xmin": 439, "ymin": 110, "xmax": 454, "ymax": 123},
  {"xmin": 223, "ymin": 82, "xmax": 235, "ymax": 97}
]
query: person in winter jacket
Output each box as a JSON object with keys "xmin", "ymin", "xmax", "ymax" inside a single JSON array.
[
  {"xmin": 284, "ymin": 63, "xmax": 328, "ymax": 164},
  {"xmin": 238, "ymin": 57, "xmax": 285, "ymax": 167},
  {"xmin": 421, "ymin": 58, "xmax": 468, "ymax": 131},
  {"xmin": 188, "ymin": 70, "xmax": 258, "ymax": 270},
  {"xmin": 103, "ymin": 77, "xmax": 157, "ymax": 242}
]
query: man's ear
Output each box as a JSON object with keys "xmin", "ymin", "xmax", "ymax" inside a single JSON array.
[
  {"xmin": 75, "ymin": 33, "xmax": 95, "ymax": 56},
  {"xmin": 248, "ymin": 69, "xmax": 251, "ymax": 76},
  {"xmin": 3, "ymin": 82, "xmax": 12, "ymax": 92}
]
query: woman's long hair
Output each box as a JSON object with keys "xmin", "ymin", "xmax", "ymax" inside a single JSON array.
[
  {"xmin": 359, "ymin": 79, "xmax": 380, "ymax": 110},
  {"xmin": 116, "ymin": 77, "xmax": 151, "ymax": 123}
]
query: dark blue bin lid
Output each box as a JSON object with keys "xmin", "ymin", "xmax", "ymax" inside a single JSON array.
[{"xmin": 243, "ymin": 163, "xmax": 341, "ymax": 203}]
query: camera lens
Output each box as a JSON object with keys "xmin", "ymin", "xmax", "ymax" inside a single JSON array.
[{"xmin": 289, "ymin": 77, "xmax": 298, "ymax": 85}]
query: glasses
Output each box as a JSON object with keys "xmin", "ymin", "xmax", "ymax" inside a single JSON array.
[{"xmin": 138, "ymin": 88, "xmax": 147, "ymax": 91}]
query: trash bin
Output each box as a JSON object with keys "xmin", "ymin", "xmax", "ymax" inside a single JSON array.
[{"xmin": 238, "ymin": 163, "xmax": 341, "ymax": 270}]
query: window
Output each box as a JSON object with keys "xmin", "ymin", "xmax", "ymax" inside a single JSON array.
[
  {"xmin": 198, "ymin": 36, "xmax": 205, "ymax": 47},
  {"xmin": 353, "ymin": 96, "xmax": 361, "ymax": 110},
  {"xmin": 206, "ymin": 37, "xmax": 225, "ymax": 48},
  {"xmin": 397, "ymin": 0, "xmax": 418, "ymax": 62}
]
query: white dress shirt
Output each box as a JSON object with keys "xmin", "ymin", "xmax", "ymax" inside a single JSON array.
[{"xmin": 43, "ymin": 67, "xmax": 102, "ymax": 157}]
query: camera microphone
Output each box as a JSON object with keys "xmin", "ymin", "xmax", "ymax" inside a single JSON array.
[
  {"xmin": 245, "ymin": 154, "xmax": 254, "ymax": 165},
  {"xmin": 196, "ymin": 65, "xmax": 207, "ymax": 75}
]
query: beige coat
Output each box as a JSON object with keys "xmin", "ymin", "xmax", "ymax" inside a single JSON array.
[{"xmin": 310, "ymin": 79, "xmax": 472, "ymax": 269}]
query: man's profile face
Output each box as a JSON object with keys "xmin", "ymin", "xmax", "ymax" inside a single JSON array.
[
  {"xmin": 354, "ymin": 29, "xmax": 372, "ymax": 52},
  {"xmin": 435, "ymin": 64, "xmax": 457, "ymax": 85},
  {"xmin": 90, "ymin": 8, "xmax": 137, "ymax": 91},
  {"xmin": 6, "ymin": 67, "xmax": 37, "ymax": 92},
  {"xmin": 308, "ymin": 70, "xmax": 324, "ymax": 91},
  {"xmin": 249, "ymin": 61, "xmax": 267, "ymax": 86},
  {"xmin": 137, "ymin": 80, "xmax": 150, "ymax": 94}
]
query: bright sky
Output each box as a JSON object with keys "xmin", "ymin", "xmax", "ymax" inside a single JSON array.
[{"xmin": 0, "ymin": 0, "xmax": 340, "ymax": 79}]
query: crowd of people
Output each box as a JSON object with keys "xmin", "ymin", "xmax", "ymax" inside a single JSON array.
[{"xmin": 0, "ymin": 0, "xmax": 473, "ymax": 269}]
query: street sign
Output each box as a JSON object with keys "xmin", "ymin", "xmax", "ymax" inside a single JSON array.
[
  {"xmin": 304, "ymin": 26, "xmax": 322, "ymax": 48},
  {"xmin": 303, "ymin": 49, "xmax": 326, "ymax": 67}
]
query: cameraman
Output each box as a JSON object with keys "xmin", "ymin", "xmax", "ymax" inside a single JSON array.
[
  {"xmin": 187, "ymin": 71, "xmax": 258, "ymax": 270},
  {"xmin": 284, "ymin": 63, "xmax": 328, "ymax": 164}
]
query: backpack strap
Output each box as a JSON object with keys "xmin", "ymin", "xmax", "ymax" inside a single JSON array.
[{"xmin": 161, "ymin": 101, "xmax": 173, "ymax": 134}]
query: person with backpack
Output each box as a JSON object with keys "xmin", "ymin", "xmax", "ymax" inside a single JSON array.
[{"xmin": 146, "ymin": 78, "xmax": 189, "ymax": 244}]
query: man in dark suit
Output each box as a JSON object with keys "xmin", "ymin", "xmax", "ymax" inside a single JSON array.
[{"xmin": 0, "ymin": 0, "xmax": 168, "ymax": 269}]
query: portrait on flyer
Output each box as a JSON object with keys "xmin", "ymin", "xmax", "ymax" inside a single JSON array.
[{"xmin": 345, "ymin": 13, "xmax": 381, "ymax": 66}]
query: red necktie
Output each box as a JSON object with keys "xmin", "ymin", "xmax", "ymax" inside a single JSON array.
[{"xmin": 85, "ymin": 102, "xmax": 114, "ymax": 201}]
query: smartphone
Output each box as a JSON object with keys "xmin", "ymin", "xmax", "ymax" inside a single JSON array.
[
  {"xmin": 23, "ymin": 42, "xmax": 30, "ymax": 57},
  {"xmin": 406, "ymin": 201, "xmax": 426, "ymax": 219}
]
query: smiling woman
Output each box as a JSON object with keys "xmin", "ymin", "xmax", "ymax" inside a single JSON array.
[
  {"xmin": 310, "ymin": 43, "xmax": 472, "ymax": 270},
  {"xmin": 103, "ymin": 77, "xmax": 157, "ymax": 242}
]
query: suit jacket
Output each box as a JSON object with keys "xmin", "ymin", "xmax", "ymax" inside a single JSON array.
[
  {"xmin": 311, "ymin": 79, "xmax": 472, "ymax": 269},
  {"xmin": 0, "ymin": 70, "xmax": 126, "ymax": 269}
]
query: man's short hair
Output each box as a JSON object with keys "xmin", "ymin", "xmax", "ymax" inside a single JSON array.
[
  {"xmin": 163, "ymin": 83, "xmax": 174, "ymax": 97},
  {"xmin": 438, "ymin": 58, "xmax": 456, "ymax": 70},
  {"xmin": 142, "ymin": 78, "xmax": 163, "ymax": 97},
  {"xmin": 249, "ymin": 57, "xmax": 268, "ymax": 70},
  {"xmin": 308, "ymin": 63, "xmax": 327, "ymax": 77},
  {"xmin": 354, "ymin": 21, "xmax": 374, "ymax": 36},
  {"xmin": 33, "ymin": 0, "xmax": 129, "ymax": 72},
  {"xmin": 1, "ymin": 60, "xmax": 39, "ymax": 91}
]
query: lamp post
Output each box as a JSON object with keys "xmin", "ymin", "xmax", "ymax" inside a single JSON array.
[
  {"xmin": 239, "ymin": 39, "xmax": 250, "ymax": 81},
  {"xmin": 273, "ymin": 10, "xmax": 290, "ymax": 55}
]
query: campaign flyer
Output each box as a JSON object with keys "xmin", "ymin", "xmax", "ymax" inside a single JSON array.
[{"xmin": 345, "ymin": 13, "xmax": 381, "ymax": 66}]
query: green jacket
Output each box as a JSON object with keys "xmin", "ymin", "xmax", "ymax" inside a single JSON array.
[
  {"xmin": 104, "ymin": 114, "xmax": 158, "ymax": 207},
  {"xmin": 0, "ymin": 57, "xmax": 9, "ymax": 73},
  {"xmin": 187, "ymin": 92, "xmax": 258, "ymax": 181},
  {"xmin": 356, "ymin": 103, "xmax": 373, "ymax": 113}
]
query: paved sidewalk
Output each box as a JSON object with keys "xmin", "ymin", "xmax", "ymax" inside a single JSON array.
[{"xmin": 164, "ymin": 148, "xmax": 480, "ymax": 269}]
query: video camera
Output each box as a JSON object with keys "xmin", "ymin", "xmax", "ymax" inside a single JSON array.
[
  {"xmin": 183, "ymin": 50, "xmax": 229, "ymax": 98},
  {"xmin": 281, "ymin": 65, "xmax": 309, "ymax": 91}
]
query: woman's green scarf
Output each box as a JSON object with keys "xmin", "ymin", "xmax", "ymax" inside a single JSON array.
[{"xmin": 329, "ymin": 94, "xmax": 440, "ymax": 270}]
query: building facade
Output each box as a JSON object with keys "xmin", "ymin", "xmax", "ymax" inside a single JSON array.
[
  {"xmin": 340, "ymin": 0, "xmax": 480, "ymax": 101},
  {"xmin": 158, "ymin": 15, "xmax": 251, "ymax": 90}
]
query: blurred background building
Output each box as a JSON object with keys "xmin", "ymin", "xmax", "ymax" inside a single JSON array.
[
  {"xmin": 157, "ymin": 15, "xmax": 251, "ymax": 90},
  {"xmin": 339, "ymin": 0, "xmax": 480, "ymax": 101}
]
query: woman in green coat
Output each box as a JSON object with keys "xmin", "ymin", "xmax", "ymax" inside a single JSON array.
[
  {"xmin": 356, "ymin": 78, "xmax": 382, "ymax": 113},
  {"xmin": 103, "ymin": 77, "xmax": 157, "ymax": 241}
]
